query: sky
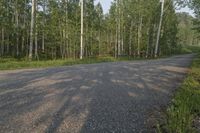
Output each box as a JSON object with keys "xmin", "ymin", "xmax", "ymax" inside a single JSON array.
[
  {"xmin": 176, "ymin": 6, "xmax": 195, "ymax": 17},
  {"xmin": 94, "ymin": 0, "xmax": 112, "ymax": 14},
  {"xmin": 95, "ymin": 0, "xmax": 195, "ymax": 17}
]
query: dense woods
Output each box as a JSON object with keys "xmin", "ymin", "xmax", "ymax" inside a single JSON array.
[
  {"xmin": 177, "ymin": 13, "xmax": 197, "ymax": 46},
  {"xmin": 0, "ymin": 0, "xmax": 199, "ymax": 60}
]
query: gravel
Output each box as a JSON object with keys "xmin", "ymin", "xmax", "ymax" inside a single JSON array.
[{"xmin": 0, "ymin": 54, "xmax": 194, "ymax": 133}]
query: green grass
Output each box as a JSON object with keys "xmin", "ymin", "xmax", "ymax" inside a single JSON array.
[
  {"xmin": 0, "ymin": 56, "xmax": 151, "ymax": 70},
  {"xmin": 0, "ymin": 45, "xmax": 199, "ymax": 71},
  {"xmin": 160, "ymin": 54, "xmax": 200, "ymax": 133}
]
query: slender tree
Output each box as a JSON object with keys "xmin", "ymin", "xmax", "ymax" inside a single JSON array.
[
  {"xmin": 155, "ymin": 0, "xmax": 165, "ymax": 57},
  {"xmin": 80, "ymin": 0, "xmax": 84, "ymax": 59},
  {"xmin": 29, "ymin": 0, "xmax": 36, "ymax": 60}
]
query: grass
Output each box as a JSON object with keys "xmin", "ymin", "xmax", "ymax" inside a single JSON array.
[
  {"xmin": 0, "ymin": 46, "xmax": 199, "ymax": 70},
  {"xmin": 0, "ymin": 56, "xmax": 151, "ymax": 70},
  {"xmin": 159, "ymin": 53, "xmax": 200, "ymax": 133}
]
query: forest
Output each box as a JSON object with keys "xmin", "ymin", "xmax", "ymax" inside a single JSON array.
[
  {"xmin": 0, "ymin": 0, "xmax": 200, "ymax": 61},
  {"xmin": 1, "ymin": 0, "xmax": 200, "ymax": 132}
]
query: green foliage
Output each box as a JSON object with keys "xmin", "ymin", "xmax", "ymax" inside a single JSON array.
[
  {"xmin": 176, "ymin": 13, "xmax": 199, "ymax": 46},
  {"xmin": 180, "ymin": 47, "xmax": 193, "ymax": 54},
  {"xmin": 161, "ymin": 53, "xmax": 200, "ymax": 133},
  {"xmin": 175, "ymin": 0, "xmax": 200, "ymax": 47},
  {"xmin": 0, "ymin": 0, "xmax": 185, "ymax": 59},
  {"xmin": 187, "ymin": 46, "xmax": 200, "ymax": 53}
]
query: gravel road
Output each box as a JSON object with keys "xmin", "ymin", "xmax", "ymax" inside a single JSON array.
[{"xmin": 0, "ymin": 54, "xmax": 194, "ymax": 133}]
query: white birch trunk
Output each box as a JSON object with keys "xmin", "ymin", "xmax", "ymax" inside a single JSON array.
[
  {"xmin": 29, "ymin": 0, "xmax": 36, "ymax": 60},
  {"xmin": 80, "ymin": 0, "xmax": 84, "ymax": 59},
  {"xmin": 155, "ymin": 0, "xmax": 165, "ymax": 57}
]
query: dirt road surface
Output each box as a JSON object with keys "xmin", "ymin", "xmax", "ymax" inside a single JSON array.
[{"xmin": 0, "ymin": 54, "xmax": 194, "ymax": 133}]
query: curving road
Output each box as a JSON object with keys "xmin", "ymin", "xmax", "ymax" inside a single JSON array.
[{"xmin": 0, "ymin": 54, "xmax": 194, "ymax": 133}]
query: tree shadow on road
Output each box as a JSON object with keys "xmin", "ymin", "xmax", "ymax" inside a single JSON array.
[{"xmin": 0, "ymin": 54, "xmax": 194, "ymax": 133}]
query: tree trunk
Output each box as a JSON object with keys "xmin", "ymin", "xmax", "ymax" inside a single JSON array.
[
  {"xmin": 1, "ymin": 28, "xmax": 4, "ymax": 56},
  {"xmin": 16, "ymin": 5, "xmax": 19, "ymax": 57},
  {"xmin": 6, "ymin": 36, "xmax": 9, "ymax": 54},
  {"xmin": 29, "ymin": 0, "xmax": 36, "ymax": 60},
  {"xmin": 129, "ymin": 21, "xmax": 133, "ymax": 57},
  {"xmin": 34, "ymin": 0, "xmax": 39, "ymax": 60},
  {"xmin": 155, "ymin": 0, "xmax": 165, "ymax": 57},
  {"xmin": 80, "ymin": 0, "xmax": 83, "ymax": 59},
  {"xmin": 137, "ymin": 17, "xmax": 143, "ymax": 56},
  {"xmin": 98, "ymin": 27, "xmax": 101, "ymax": 56},
  {"xmin": 115, "ymin": 25, "xmax": 118, "ymax": 58},
  {"xmin": 146, "ymin": 27, "xmax": 150, "ymax": 58},
  {"xmin": 35, "ymin": 28, "xmax": 38, "ymax": 60},
  {"xmin": 42, "ymin": 0, "xmax": 46, "ymax": 53},
  {"xmin": 117, "ymin": 0, "xmax": 121, "ymax": 56}
]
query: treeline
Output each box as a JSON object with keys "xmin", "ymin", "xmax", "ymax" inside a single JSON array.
[
  {"xmin": 178, "ymin": 0, "xmax": 200, "ymax": 45},
  {"xmin": 177, "ymin": 12, "xmax": 200, "ymax": 46},
  {"xmin": 0, "ymin": 0, "xmax": 185, "ymax": 60},
  {"xmin": 190, "ymin": 0, "xmax": 200, "ymax": 34}
]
